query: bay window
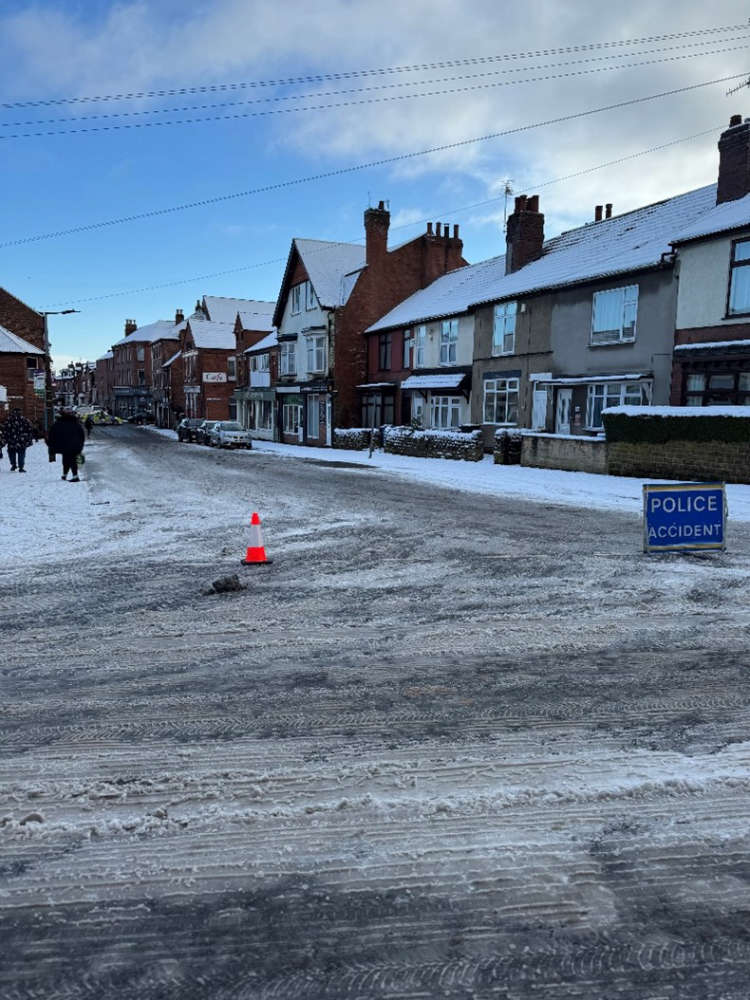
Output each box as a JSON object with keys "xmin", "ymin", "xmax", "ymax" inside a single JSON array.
[{"xmin": 586, "ymin": 380, "xmax": 650, "ymax": 429}]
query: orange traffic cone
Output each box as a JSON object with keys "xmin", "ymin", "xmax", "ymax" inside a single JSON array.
[{"xmin": 242, "ymin": 511, "xmax": 272, "ymax": 565}]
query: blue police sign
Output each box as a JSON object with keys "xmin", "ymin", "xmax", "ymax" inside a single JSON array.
[{"xmin": 643, "ymin": 482, "xmax": 727, "ymax": 553}]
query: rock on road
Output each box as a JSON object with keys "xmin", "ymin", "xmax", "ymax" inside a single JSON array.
[{"xmin": 2, "ymin": 426, "xmax": 750, "ymax": 999}]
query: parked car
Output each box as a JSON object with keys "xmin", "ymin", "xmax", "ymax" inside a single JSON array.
[
  {"xmin": 209, "ymin": 421, "xmax": 253, "ymax": 449},
  {"xmin": 177, "ymin": 417, "xmax": 203, "ymax": 442},
  {"xmin": 195, "ymin": 420, "xmax": 219, "ymax": 445}
]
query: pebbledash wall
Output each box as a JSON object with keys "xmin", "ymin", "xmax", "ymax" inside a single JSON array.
[{"xmin": 603, "ymin": 407, "xmax": 750, "ymax": 483}]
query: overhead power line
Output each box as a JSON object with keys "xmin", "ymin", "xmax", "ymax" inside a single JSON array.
[
  {"xmin": 4, "ymin": 21, "xmax": 744, "ymax": 109},
  {"xmin": 2, "ymin": 45, "xmax": 747, "ymax": 142},
  {"xmin": 1, "ymin": 71, "xmax": 745, "ymax": 252},
  {"xmin": 4, "ymin": 37, "xmax": 746, "ymax": 130},
  {"xmin": 44, "ymin": 124, "xmax": 725, "ymax": 307}
]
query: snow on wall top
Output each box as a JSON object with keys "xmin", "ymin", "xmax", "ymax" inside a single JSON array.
[
  {"xmin": 187, "ymin": 321, "xmax": 236, "ymax": 350},
  {"xmin": 369, "ymin": 184, "xmax": 717, "ymax": 332},
  {"xmin": 0, "ymin": 324, "xmax": 44, "ymax": 354},
  {"xmin": 401, "ymin": 372, "xmax": 467, "ymax": 390},
  {"xmin": 604, "ymin": 404, "xmax": 750, "ymax": 417},
  {"xmin": 674, "ymin": 339, "xmax": 750, "ymax": 351},
  {"xmin": 203, "ymin": 297, "xmax": 275, "ymax": 326},
  {"xmin": 294, "ymin": 239, "xmax": 366, "ymax": 308},
  {"xmin": 671, "ymin": 190, "xmax": 750, "ymax": 244},
  {"xmin": 112, "ymin": 320, "xmax": 181, "ymax": 347}
]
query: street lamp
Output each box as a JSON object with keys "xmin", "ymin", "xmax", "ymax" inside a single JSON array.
[{"xmin": 40, "ymin": 309, "xmax": 80, "ymax": 432}]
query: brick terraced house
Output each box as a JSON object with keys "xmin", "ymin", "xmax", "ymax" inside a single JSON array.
[{"xmin": 0, "ymin": 288, "xmax": 50, "ymax": 426}]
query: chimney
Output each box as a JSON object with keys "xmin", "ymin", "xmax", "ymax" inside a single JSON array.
[
  {"xmin": 426, "ymin": 222, "xmax": 433, "ymax": 235},
  {"xmin": 594, "ymin": 205, "xmax": 603, "ymax": 222},
  {"xmin": 453, "ymin": 224, "xmax": 459, "ymax": 239},
  {"xmin": 124, "ymin": 319, "xmax": 137, "ymax": 336},
  {"xmin": 364, "ymin": 199, "xmax": 390, "ymax": 266},
  {"xmin": 435, "ymin": 222, "xmax": 442, "ymax": 237},
  {"xmin": 175, "ymin": 308, "xmax": 184, "ymax": 325},
  {"xmin": 717, "ymin": 114, "xmax": 750, "ymax": 204},
  {"xmin": 505, "ymin": 193, "xmax": 544, "ymax": 274},
  {"xmin": 605, "ymin": 203, "xmax": 613, "ymax": 219}
]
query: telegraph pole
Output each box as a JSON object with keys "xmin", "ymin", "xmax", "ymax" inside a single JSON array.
[{"xmin": 39, "ymin": 309, "xmax": 79, "ymax": 433}]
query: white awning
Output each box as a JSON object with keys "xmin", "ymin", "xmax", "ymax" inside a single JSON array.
[
  {"xmin": 401, "ymin": 373, "xmax": 466, "ymax": 391},
  {"xmin": 356, "ymin": 382, "xmax": 397, "ymax": 390},
  {"xmin": 529, "ymin": 372, "xmax": 651, "ymax": 386}
]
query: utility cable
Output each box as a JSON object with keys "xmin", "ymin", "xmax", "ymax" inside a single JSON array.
[
  {"xmin": 4, "ymin": 21, "xmax": 745, "ymax": 109},
  {"xmin": 45, "ymin": 124, "xmax": 724, "ymax": 307},
  {"xmin": 2, "ymin": 46, "xmax": 748, "ymax": 141},
  {"xmin": 2, "ymin": 71, "xmax": 746, "ymax": 251},
  {"xmin": 4, "ymin": 36, "xmax": 744, "ymax": 129}
]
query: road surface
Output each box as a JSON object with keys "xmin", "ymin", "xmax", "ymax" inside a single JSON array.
[{"xmin": 2, "ymin": 426, "xmax": 750, "ymax": 998}]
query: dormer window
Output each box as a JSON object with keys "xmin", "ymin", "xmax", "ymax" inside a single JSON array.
[{"xmin": 591, "ymin": 285, "xmax": 638, "ymax": 344}]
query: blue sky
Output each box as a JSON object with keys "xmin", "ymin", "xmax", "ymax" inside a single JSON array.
[{"xmin": 2, "ymin": 0, "xmax": 750, "ymax": 368}]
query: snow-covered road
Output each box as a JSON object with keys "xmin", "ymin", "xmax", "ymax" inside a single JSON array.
[{"xmin": 2, "ymin": 427, "xmax": 750, "ymax": 998}]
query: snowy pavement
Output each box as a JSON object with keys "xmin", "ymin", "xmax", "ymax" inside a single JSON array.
[{"xmin": 2, "ymin": 427, "xmax": 750, "ymax": 998}]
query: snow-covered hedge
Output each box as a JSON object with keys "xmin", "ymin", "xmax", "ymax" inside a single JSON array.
[
  {"xmin": 603, "ymin": 407, "xmax": 750, "ymax": 444},
  {"xmin": 333, "ymin": 427, "xmax": 381, "ymax": 450},
  {"xmin": 383, "ymin": 426, "xmax": 483, "ymax": 461}
]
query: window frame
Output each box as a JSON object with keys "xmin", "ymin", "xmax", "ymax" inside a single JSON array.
[
  {"xmin": 483, "ymin": 376, "xmax": 519, "ymax": 425},
  {"xmin": 282, "ymin": 400, "xmax": 302, "ymax": 433},
  {"xmin": 378, "ymin": 333, "xmax": 392, "ymax": 371},
  {"xmin": 402, "ymin": 330, "xmax": 412, "ymax": 369},
  {"xmin": 306, "ymin": 334, "xmax": 327, "ymax": 374},
  {"xmin": 305, "ymin": 281, "xmax": 317, "ymax": 311},
  {"xmin": 415, "ymin": 325, "xmax": 426, "ymax": 367},
  {"xmin": 585, "ymin": 380, "xmax": 651, "ymax": 429},
  {"xmin": 492, "ymin": 302, "xmax": 517, "ymax": 356},
  {"xmin": 291, "ymin": 284, "xmax": 302, "ymax": 315},
  {"xmin": 590, "ymin": 284, "xmax": 639, "ymax": 345},
  {"xmin": 280, "ymin": 341, "xmax": 297, "ymax": 376},
  {"xmin": 440, "ymin": 319, "xmax": 458, "ymax": 365},
  {"xmin": 430, "ymin": 395, "xmax": 461, "ymax": 429},
  {"xmin": 727, "ymin": 238, "xmax": 750, "ymax": 316}
]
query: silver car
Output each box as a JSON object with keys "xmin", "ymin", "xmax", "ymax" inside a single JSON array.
[{"xmin": 209, "ymin": 421, "xmax": 253, "ymax": 449}]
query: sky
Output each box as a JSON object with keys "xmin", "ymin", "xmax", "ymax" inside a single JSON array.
[{"xmin": 2, "ymin": 0, "xmax": 750, "ymax": 369}]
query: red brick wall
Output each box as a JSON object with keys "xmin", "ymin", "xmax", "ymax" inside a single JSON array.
[
  {"xmin": 335, "ymin": 227, "xmax": 466, "ymax": 428},
  {"xmin": 670, "ymin": 324, "xmax": 750, "ymax": 403},
  {"xmin": 0, "ymin": 354, "xmax": 45, "ymax": 425},
  {"xmin": 0, "ymin": 288, "xmax": 45, "ymax": 351}
]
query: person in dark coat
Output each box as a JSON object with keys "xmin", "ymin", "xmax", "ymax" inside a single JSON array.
[
  {"xmin": 2, "ymin": 408, "xmax": 34, "ymax": 472},
  {"xmin": 84, "ymin": 414, "xmax": 94, "ymax": 437},
  {"xmin": 48, "ymin": 409, "xmax": 85, "ymax": 482}
]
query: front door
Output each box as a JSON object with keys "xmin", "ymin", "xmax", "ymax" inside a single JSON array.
[
  {"xmin": 532, "ymin": 388, "xmax": 548, "ymax": 430},
  {"xmin": 555, "ymin": 388, "xmax": 572, "ymax": 435}
]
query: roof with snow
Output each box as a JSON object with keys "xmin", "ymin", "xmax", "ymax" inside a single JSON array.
[
  {"xmin": 163, "ymin": 349, "xmax": 182, "ymax": 368},
  {"xmin": 244, "ymin": 331, "xmax": 278, "ymax": 354},
  {"xmin": 203, "ymin": 296, "xmax": 275, "ymax": 326},
  {"xmin": 0, "ymin": 324, "xmax": 44, "ymax": 354},
  {"xmin": 274, "ymin": 239, "xmax": 366, "ymax": 326},
  {"xmin": 369, "ymin": 184, "xmax": 719, "ymax": 333},
  {"xmin": 671, "ymin": 191, "xmax": 750, "ymax": 244},
  {"xmin": 186, "ymin": 320, "xmax": 235, "ymax": 350},
  {"xmin": 96, "ymin": 351, "xmax": 114, "ymax": 361},
  {"xmin": 112, "ymin": 320, "xmax": 182, "ymax": 347},
  {"xmin": 236, "ymin": 307, "xmax": 275, "ymax": 333}
]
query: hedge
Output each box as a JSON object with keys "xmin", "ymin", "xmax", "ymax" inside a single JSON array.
[{"xmin": 603, "ymin": 413, "xmax": 750, "ymax": 444}]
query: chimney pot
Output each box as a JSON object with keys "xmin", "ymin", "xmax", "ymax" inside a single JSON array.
[
  {"xmin": 453, "ymin": 224, "xmax": 459, "ymax": 239},
  {"xmin": 364, "ymin": 199, "xmax": 390, "ymax": 265},
  {"xmin": 378, "ymin": 200, "xmax": 385, "ymax": 210},
  {"xmin": 730, "ymin": 114, "xmax": 743, "ymax": 126},
  {"xmin": 514, "ymin": 195, "xmax": 527, "ymax": 213},
  {"xmin": 175, "ymin": 308, "xmax": 184, "ymax": 325},
  {"xmin": 505, "ymin": 193, "xmax": 544, "ymax": 274},
  {"xmin": 605, "ymin": 203, "xmax": 613, "ymax": 219},
  {"xmin": 594, "ymin": 205, "xmax": 603, "ymax": 222},
  {"xmin": 526, "ymin": 195, "xmax": 539, "ymax": 213},
  {"xmin": 435, "ymin": 223, "xmax": 442, "ymax": 237},
  {"xmin": 426, "ymin": 222, "xmax": 433, "ymax": 235}
]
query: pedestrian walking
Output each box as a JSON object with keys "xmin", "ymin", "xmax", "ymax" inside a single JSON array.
[
  {"xmin": 48, "ymin": 408, "xmax": 85, "ymax": 482},
  {"xmin": 84, "ymin": 415, "xmax": 94, "ymax": 437},
  {"xmin": 2, "ymin": 407, "xmax": 34, "ymax": 473}
]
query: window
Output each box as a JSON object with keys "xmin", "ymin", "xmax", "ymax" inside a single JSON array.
[
  {"xmin": 378, "ymin": 334, "xmax": 392, "ymax": 371},
  {"xmin": 586, "ymin": 381, "xmax": 650, "ymax": 429},
  {"xmin": 307, "ymin": 334, "xmax": 326, "ymax": 373},
  {"xmin": 492, "ymin": 302, "xmax": 517, "ymax": 355},
  {"xmin": 26, "ymin": 357, "xmax": 38, "ymax": 382},
  {"xmin": 136, "ymin": 346, "xmax": 145, "ymax": 361},
  {"xmin": 591, "ymin": 285, "xmax": 638, "ymax": 344},
  {"xmin": 685, "ymin": 369, "xmax": 750, "ymax": 405},
  {"xmin": 305, "ymin": 281, "xmax": 317, "ymax": 311},
  {"xmin": 483, "ymin": 377, "xmax": 519, "ymax": 424},
  {"xmin": 280, "ymin": 342, "xmax": 296, "ymax": 376},
  {"xmin": 137, "ymin": 369, "xmax": 145, "ymax": 387},
  {"xmin": 291, "ymin": 284, "xmax": 302, "ymax": 315},
  {"xmin": 259, "ymin": 400, "xmax": 273, "ymax": 429},
  {"xmin": 415, "ymin": 325, "xmax": 426, "ymax": 367},
  {"xmin": 440, "ymin": 319, "xmax": 458, "ymax": 364},
  {"xmin": 361, "ymin": 393, "xmax": 394, "ymax": 427},
  {"xmin": 283, "ymin": 401, "xmax": 302, "ymax": 433},
  {"xmin": 227, "ymin": 356, "xmax": 237, "ymax": 380},
  {"xmin": 430, "ymin": 395, "xmax": 461, "ymax": 428},
  {"xmin": 251, "ymin": 353, "xmax": 269, "ymax": 372},
  {"xmin": 728, "ymin": 239, "xmax": 750, "ymax": 315},
  {"xmin": 402, "ymin": 331, "xmax": 412, "ymax": 369}
]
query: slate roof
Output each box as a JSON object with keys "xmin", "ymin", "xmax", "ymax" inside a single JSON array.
[
  {"xmin": 0, "ymin": 324, "xmax": 44, "ymax": 354},
  {"xmin": 186, "ymin": 320, "xmax": 235, "ymax": 350},
  {"xmin": 204, "ymin": 296, "xmax": 275, "ymax": 326},
  {"xmin": 112, "ymin": 320, "xmax": 182, "ymax": 347},
  {"xmin": 671, "ymin": 190, "xmax": 750, "ymax": 244},
  {"xmin": 369, "ymin": 184, "xmax": 719, "ymax": 333},
  {"xmin": 244, "ymin": 331, "xmax": 278, "ymax": 354},
  {"xmin": 401, "ymin": 373, "xmax": 467, "ymax": 390},
  {"xmin": 237, "ymin": 307, "xmax": 275, "ymax": 332}
]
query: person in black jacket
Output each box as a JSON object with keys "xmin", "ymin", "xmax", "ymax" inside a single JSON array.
[
  {"xmin": 2, "ymin": 408, "xmax": 35, "ymax": 472},
  {"xmin": 48, "ymin": 409, "xmax": 85, "ymax": 482}
]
